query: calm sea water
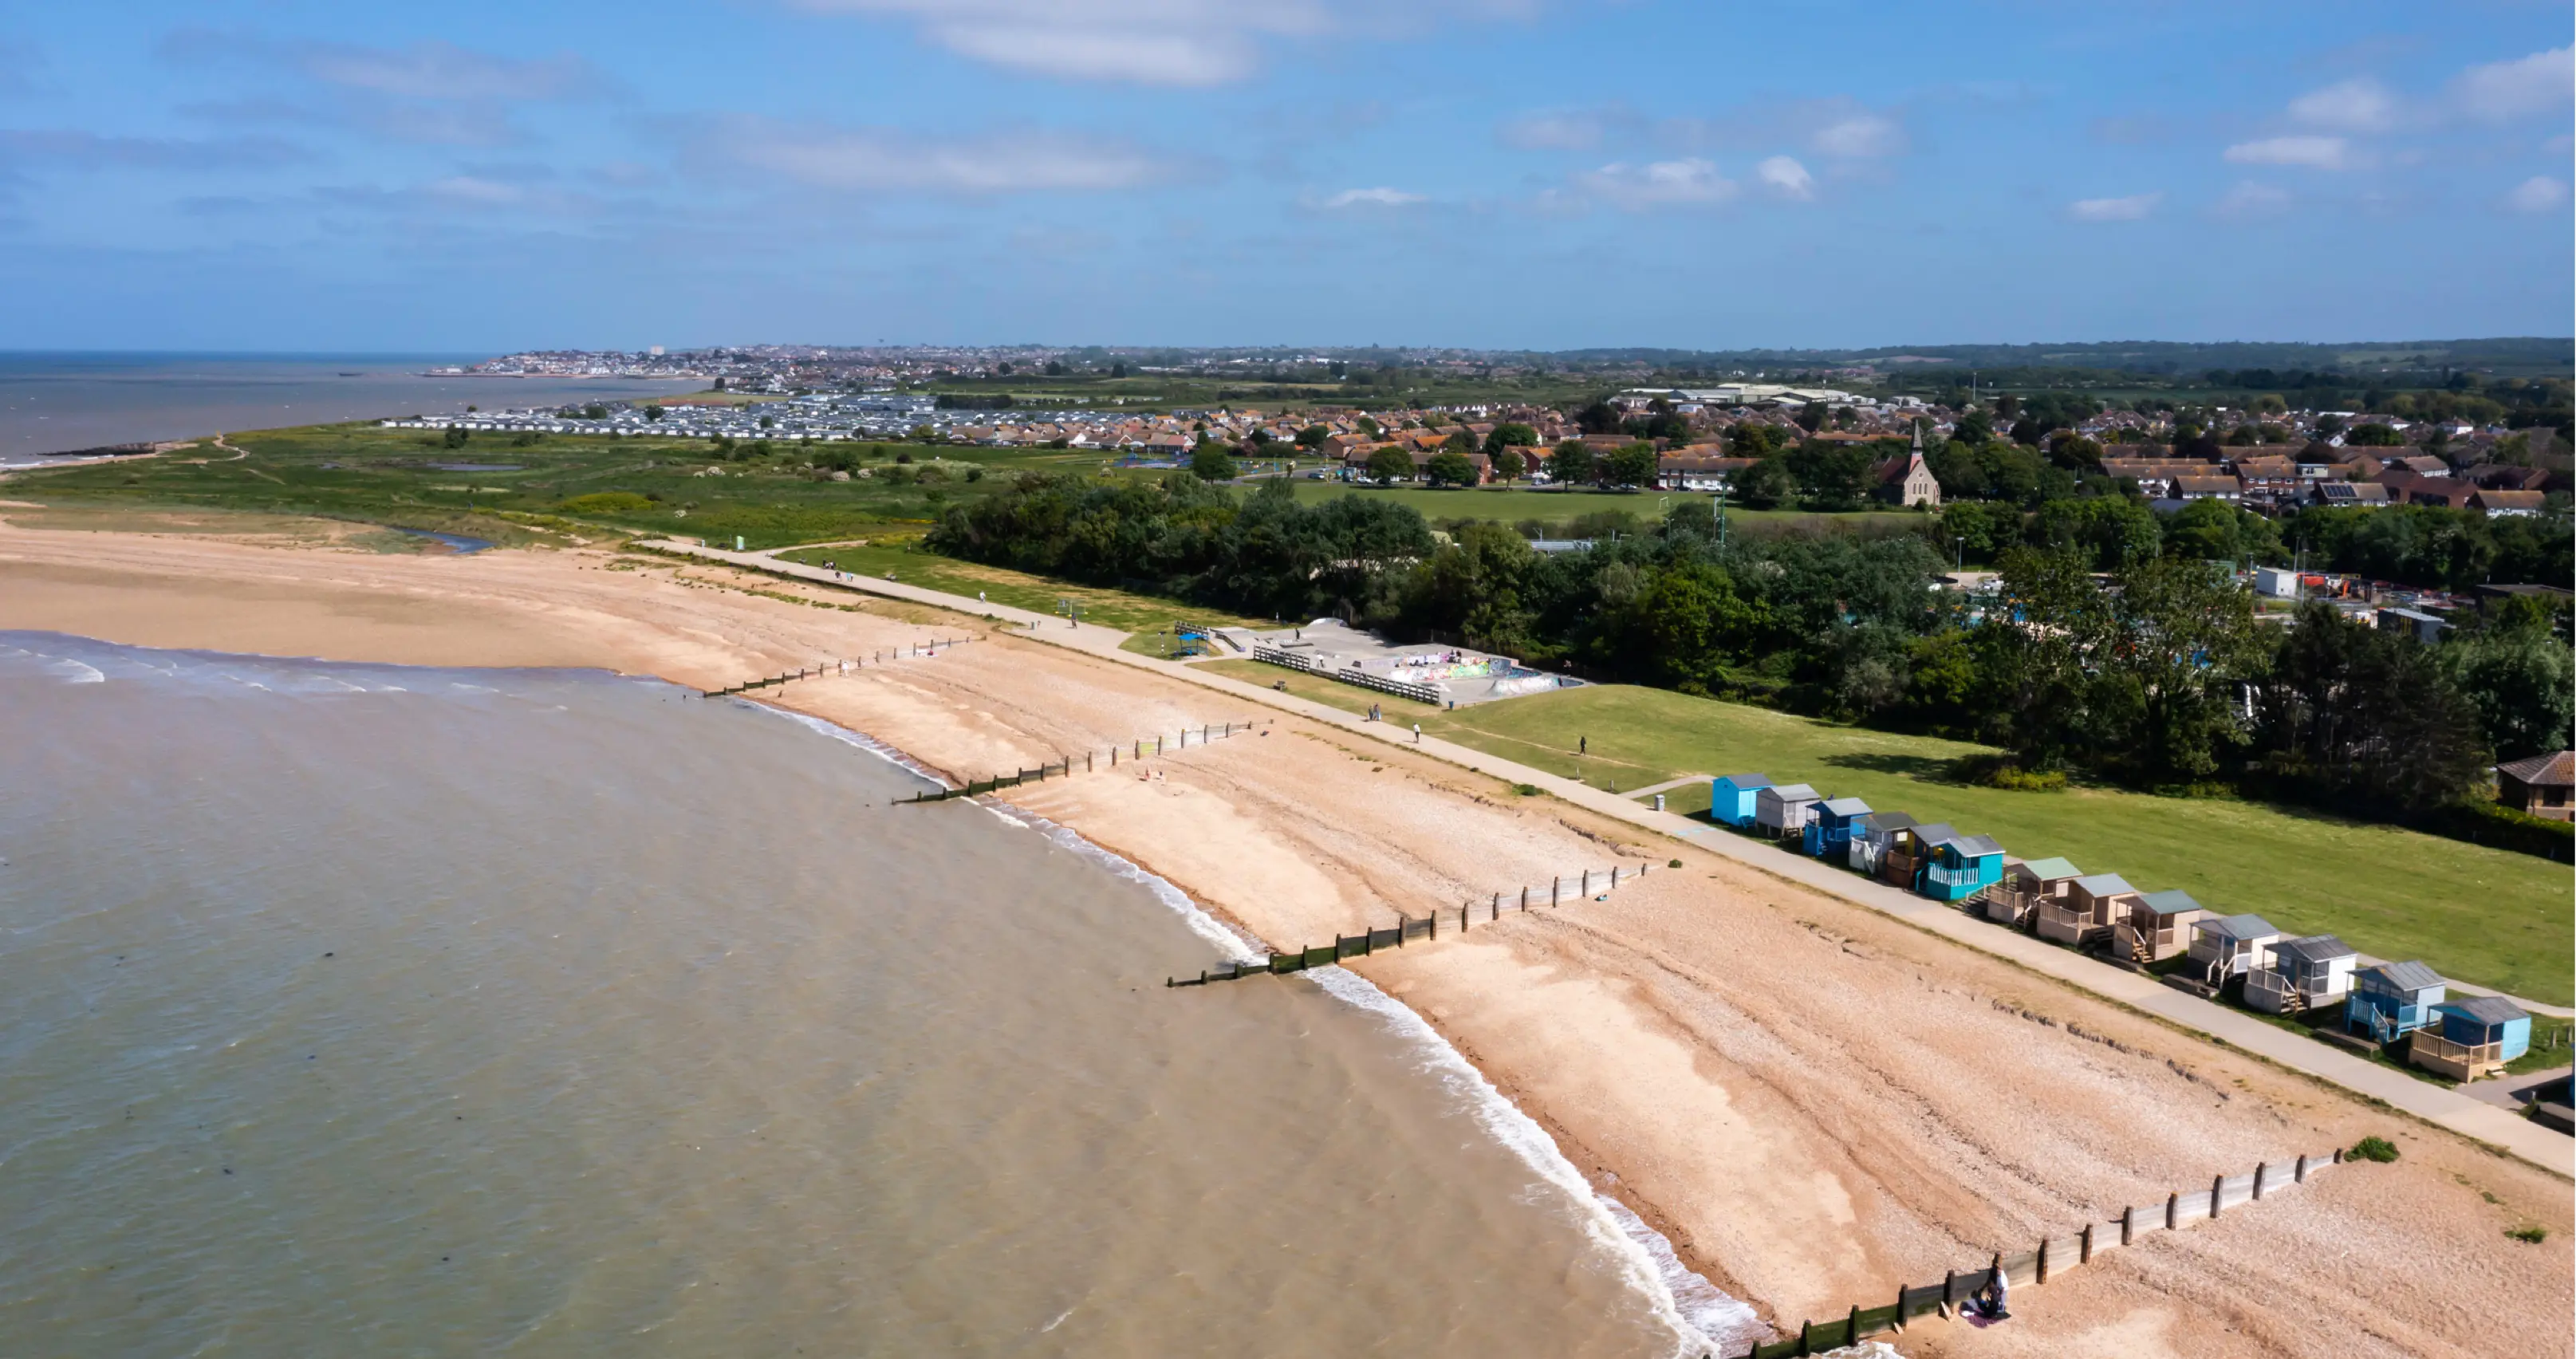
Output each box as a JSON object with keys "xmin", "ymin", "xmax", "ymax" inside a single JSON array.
[
  {"xmin": 0, "ymin": 633, "xmax": 1756, "ymax": 1357},
  {"xmin": 0, "ymin": 353, "xmax": 699, "ymax": 463}
]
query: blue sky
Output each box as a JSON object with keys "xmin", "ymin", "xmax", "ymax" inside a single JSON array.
[{"xmin": 0, "ymin": 2, "xmax": 2566, "ymax": 351}]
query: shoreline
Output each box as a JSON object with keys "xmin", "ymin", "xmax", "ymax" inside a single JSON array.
[{"xmin": 1, "ymin": 520, "xmax": 2566, "ymax": 1359}]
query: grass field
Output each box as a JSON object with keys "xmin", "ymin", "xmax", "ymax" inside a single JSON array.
[
  {"xmin": 773, "ymin": 539, "xmax": 1280, "ymax": 644},
  {"xmin": 1283, "ymin": 479, "xmax": 1924, "ymax": 533},
  {"xmin": 1188, "ymin": 677, "xmax": 2566, "ymax": 1003}
]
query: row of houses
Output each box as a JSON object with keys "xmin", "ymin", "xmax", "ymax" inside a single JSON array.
[{"xmin": 1706, "ymin": 774, "xmax": 2536, "ymax": 1082}]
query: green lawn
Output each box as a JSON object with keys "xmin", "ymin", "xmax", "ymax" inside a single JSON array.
[
  {"xmin": 774, "ymin": 539, "xmax": 1278, "ymax": 638},
  {"xmin": 1401, "ymin": 683, "xmax": 2570, "ymax": 1003},
  {"xmin": 1284, "ymin": 479, "xmax": 1924, "ymax": 533}
]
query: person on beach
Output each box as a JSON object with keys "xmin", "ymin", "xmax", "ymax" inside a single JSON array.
[
  {"xmin": 1971, "ymin": 1269, "xmax": 2010, "ymax": 1321},
  {"xmin": 1412, "ymin": 723, "xmax": 1420, "ymax": 743}
]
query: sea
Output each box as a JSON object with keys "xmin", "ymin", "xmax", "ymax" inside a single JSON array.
[
  {"xmin": 0, "ymin": 353, "xmax": 702, "ymax": 465},
  {"xmin": 0, "ymin": 632, "xmax": 1761, "ymax": 1357}
]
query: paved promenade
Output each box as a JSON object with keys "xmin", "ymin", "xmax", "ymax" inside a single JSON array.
[{"xmin": 650, "ymin": 539, "xmax": 2574, "ymax": 1176}]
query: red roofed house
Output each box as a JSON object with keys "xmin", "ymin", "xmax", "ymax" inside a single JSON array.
[{"xmin": 2498, "ymin": 750, "xmax": 2574, "ymax": 821}]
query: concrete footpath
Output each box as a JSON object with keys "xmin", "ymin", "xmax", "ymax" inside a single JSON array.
[{"xmin": 650, "ymin": 539, "xmax": 2575, "ymax": 1176}]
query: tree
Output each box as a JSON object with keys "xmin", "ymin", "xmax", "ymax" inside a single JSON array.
[
  {"xmin": 1725, "ymin": 423, "xmax": 1782, "ymax": 458},
  {"xmin": 1576, "ymin": 400, "xmax": 1623, "ymax": 434},
  {"xmin": 1786, "ymin": 442, "xmax": 1873, "ymax": 509},
  {"xmin": 1295, "ymin": 424, "xmax": 1330, "ymax": 448},
  {"xmin": 1548, "ymin": 439, "xmax": 1596, "ymax": 486},
  {"xmin": 2345, "ymin": 423, "xmax": 2404, "ymax": 447},
  {"xmin": 1485, "ymin": 422, "xmax": 1538, "ymax": 454},
  {"xmin": 1365, "ymin": 446, "xmax": 1416, "ymax": 486},
  {"xmin": 1489, "ymin": 444, "xmax": 1526, "ymax": 483},
  {"xmin": 643, "ymin": 404, "xmax": 665, "ymax": 422},
  {"xmin": 1794, "ymin": 403, "xmax": 1827, "ymax": 433},
  {"xmin": 1356, "ymin": 416, "xmax": 1381, "ymax": 437},
  {"xmin": 1443, "ymin": 428, "xmax": 1479, "ymax": 455},
  {"xmin": 1424, "ymin": 449, "xmax": 1478, "ymax": 487},
  {"xmin": 441, "ymin": 425, "xmax": 471, "ymax": 448},
  {"xmin": 1730, "ymin": 456, "xmax": 1793, "ymax": 510},
  {"xmin": 1191, "ymin": 441, "xmax": 1239, "ymax": 482},
  {"xmin": 1109, "ymin": 361, "xmax": 1128, "ymax": 378},
  {"xmin": 1604, "ymin": 442, "xmax": 1659, "ymax": 488},
  {"xmin": 1044, "ymin": 360, "xmax": 1067, "ymax": 376},
  {"xmin": 2097, "ymin": 557, "xmax": 2265, "ymax": 783},
  {"xmin": 2254, "ymin": 602, "xmax": 2490, "ymax": 813},
  {"xmin": 2441, "ymin": 622, "xmax": 2576, "ymax": 762},
  {"xmin": 2030, "ymin": 496, "xmax": 2160, "ymax": 569}
]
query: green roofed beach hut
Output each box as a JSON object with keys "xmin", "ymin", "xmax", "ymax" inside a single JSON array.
[{"xmin": 1986, "ymin": 856, "xmax": 2081, "ymax": 927}]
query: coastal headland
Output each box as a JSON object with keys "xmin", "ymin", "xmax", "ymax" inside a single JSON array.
[{"xmin": 2, "ymin": 511, "xmax": 2565, "ymax": 1359}]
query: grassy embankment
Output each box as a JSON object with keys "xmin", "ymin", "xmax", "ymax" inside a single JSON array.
[
  {"xmin": 774, "ymin": 541, "xmax": 1278, "ymax": 655},
  {"xmin": 1199, "ymin": 667, "xmax": 2570, "ymax": 1005}
]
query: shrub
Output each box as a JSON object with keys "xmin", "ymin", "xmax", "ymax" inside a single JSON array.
[
  {"xmin": 1513, "ymin": 783, "xmax": 1540, "ymax": 796},
  {"xmin": 2348, "ymin": 1136, "xmax": 2400, "ymax": 1163},
  {"xmin": 1952, "ymin": 754, "xmax": 2067, "ymax": 791},
  {"xmin": 1667, "ymin": 858, "xmax": 1683, "ymax": 869},
  {"xmin": 2507, "ymin": 1225, "xmax": 2548, "ymax": 1243},
  {"xmin": 558, "ymin": 492, "xmax": 656, "ymax": 515}
]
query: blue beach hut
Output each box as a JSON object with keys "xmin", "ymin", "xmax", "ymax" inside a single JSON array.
[
  {"xmin": 1710, "ymin": 774, "xmax": 1772, "ymax": 829},
  {"xmin": 1916, "ymin": 831, "xmax": 2005, "ymax": 901},
  {"xmin": 2412, "ymin": 996, "xmax": 2532, "ymax": 1081},
  {"xmin": 2344, "ymin": 961, "xmax": 2447, "ymax": 1043},
  {"xmin": 1802, "ymin": 798, "xmax": 1873, "ymax": 858}
]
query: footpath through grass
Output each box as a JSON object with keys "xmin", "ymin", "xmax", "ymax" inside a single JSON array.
[{"xmin": 1392, "ymin": 683, "xmax": 2564, "ymax": 1003}]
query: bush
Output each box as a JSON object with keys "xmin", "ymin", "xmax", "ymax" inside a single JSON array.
[
  {"xmin": 1952, "ymin": 754, "xmax": 2067, "ymax": 791},
  {"xmin": 1667, "ymin": 858, "xmax": 1683, "ymax": 869},
  {"xmin": 2418, "ymin": 798, "xmax": 2574, "ymax": 862},
  {"xmin": 2507, "ymin": 1225, "xmax": 2548, "ymax": 1243},
  {"xmin": 1513, "ymin": 783, "xmax": 1540, "ymax": 796},
  {"xmin": 558, "ymin": 492, "xmax": 656, "ymax": 515},
  {"xmin": 2348, "ymin": 1136, "xmax": 2400, "ymax": 1163}
]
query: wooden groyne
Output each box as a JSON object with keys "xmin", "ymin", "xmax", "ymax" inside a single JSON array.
[
  {"xmin": 900, "ymin": 719, "xmax": 1271, "ymax": 804},
  {"xmin": 1722, "ymin": 1148, "xmax": 2350, "ymax": 1358},
  {"xmin": 703, "ymin": 636, "xmax": 975, "ymax": 697},
  {"xmin": 1168, "ymin": 861, "xmax": 1657, "ymax": 986}
]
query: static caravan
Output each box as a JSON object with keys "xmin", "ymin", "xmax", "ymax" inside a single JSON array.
[
  {"xmin": 2246, "ymin": 934, "xmax": 2359, "ymax": 1014},
  {"xmin": 2117, "ymin": 888, "xmax": 2208, "ymax": 963},
  {"xmin": 1847, "ymin": 810, "xmax": 1916, "ymax": 875},
  {"xmin": 1878, "ymin": 821, "xmax": 1955, "ymax": 889},
  {"xmin": 2188, "ymin": 913, "xmax": 2283, "ymax": 979},
  {"xmin": 1985, "ymin": 856, "xmax": 2081, "ymax": 927},
  {"xmin": 2344, "ymin": 961, "xmax": 2448, "ymax": 1043},
  {"xmin": 1916, "ymin": 832, "xmax": 2005, "ymax": 902},
  {"xmin": 1802, "ymin": 798, "xmax": 1873, "ymax": 858},
  {"xmin": 1710, "ymin": 774, "xmax": 1773, "ymax": 829},
  {"xmin": 2409, "ymin": 996, "xmax": 2531, "ymax": 1081},
  {"xmin": 1752, "ymin": 783, "xmax": 1822, "ymax": 837},
  {"xmin": 2039, "ymin": 873, "xmax": 2140, "ymax": 949}
]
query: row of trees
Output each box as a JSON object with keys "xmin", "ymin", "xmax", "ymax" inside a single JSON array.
[{"xmin": 933, "ymin": 475, "xmax": 2571, "ymax": 825}]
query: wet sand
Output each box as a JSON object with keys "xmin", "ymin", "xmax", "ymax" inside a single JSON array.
[{"xmin": 2, "ymin": 514, "xmax": 2566, "ymax": 1359}]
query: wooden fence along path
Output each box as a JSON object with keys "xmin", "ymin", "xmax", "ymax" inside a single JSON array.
[
  {"xmin": 1168, "ymin": 860, "xmax": 1659, "ymax": 986},
  {"xmin": 1722, "ymin": 1148, "xmax": 2350, "ymax": 1358},
  {"xmin": 900, "ymin": 719, "xmax": 1273, "ymax": 803},
  {"xmin": 703, "ymin": 636, "xmax": 978, "ymax": 697}
]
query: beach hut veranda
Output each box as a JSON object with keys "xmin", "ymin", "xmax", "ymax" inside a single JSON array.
[
  {"xmin": 1984, "ymin": 856, "xmax": 2080, "ymax": 927},
  {"xmin": 2409, "ymin": 995, "xmax": 2531, "ymax": 1081},
  {"xmin": 2246, "ymin": 934, "xmax": 2359, "ymax": 1014},
  {"xmin": 2189, "ymin": 913, "xmax": 2283, "ymax": 982},
  {"xmin": 1845, "ymin": 810, "xmax": 1916, "ymax": 875},
  {"xmin": 2117, "ymin": 888, "xmax": 2208, "ymax": 963},
  {"xmin": 1710, "ymin": 774, "xmax": 1772, "ymax": 829},
  {"xmin": 2039, "ymin": 873, "xmax": 2140, "ymax": 949},
  {"xmin": 1915, "ymin": 831, "xmax": 2004, "ymax": 901}
]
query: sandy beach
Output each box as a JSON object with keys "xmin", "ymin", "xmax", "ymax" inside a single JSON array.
[{"xmin": 2, "ymin": 514, "xmax": 2566, "ymax": 1359}]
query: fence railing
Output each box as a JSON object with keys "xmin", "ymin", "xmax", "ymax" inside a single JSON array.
[
  {"xmin": 1251, "ymin": 644, "xmax": 1444, "ymax": 706},
  {"xmin": 1726, "ymin": 1148, "xmax": 2347, "ymax": 1358},
  {"xmin": 900, "ymin": 719, "xmax": 1271, "ymax": 803},
  {"xmin": 703, "ymin": 636, "xmax": 976, "ymax": 697},
  {"xmin": 1168, "ymin": 861, "xmax": 1657, "ymax": 987}
]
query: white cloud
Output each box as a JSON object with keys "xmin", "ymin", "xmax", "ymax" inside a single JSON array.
[
  {"xmin": 1573, "ymin": 157, "xmax": 1735, "ymax": 211},
  {"xmin": 795, "ymin": 0, "xmax": 1538, "ymax": 86},
  {"xmin": 1807, "ymin": 111, "xmax": 1904, "ymax": 159},
  {"xmin": 2223, "ymin": 135, "xmax": 2360, "ymax": 170},
  {"xmin": 2211, "ymin": 180, "xmax": 2291, "ymax": 222},
  {"xmin": 1319, "ymin": 186, "xmax": 1426, "ymax": 208},
  {"xmin": 1499, "ymin": 108, "xmax": 1611, "ymax": 151},
  {"xmin": 2503, "ymin": 175, "xmax": 2568, "ymax": 213},
  {"xmin": 1755, "ymin": 155, "xmax": 1813, "ymax": 200},
  {"xmin": 2453, "ymin": 47, "xmax": 2574, "ymax": 121},
  {"xmin": 425, "ymin": 175, "xmax": 526, "ymax": 206},
  {"xmin": 2067, "ymin": 191, "xmax": 2160, "ymax": 222},
  {"xmin": 717, "ymin": 119, "xmax": 1187, "ymax": 193},
  {"xmin": 2288, "ymin": 77, "xmax": 2397, "ymax": 133},
  {"xmin": 295, "ymin": 41, "xmax": 594, "ymax": 101}
]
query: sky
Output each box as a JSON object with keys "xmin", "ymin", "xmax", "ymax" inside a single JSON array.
[{"xmin": 0, "ymin": 2, "xmax": 2567, "ymax": 353}]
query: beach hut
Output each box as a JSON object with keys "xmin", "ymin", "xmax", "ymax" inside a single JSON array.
[
  {"xmin": 1985, "ymin": 856, "xmax": 2081, "ymax": 927},
  {"xmin": 2344, "ymin": 961, "xmax": 2447, "ymax": 1043},
  {"xmin": 1802, "ymin": 798, "xmax": 1873, "ymax": 858},
  {"xmin": 1752, "ymin": 783, "xmax": 1822, "ymax": 837},
  {"xmin": 1847, "ymin": 810, "xmax": 1915, "ymax": 875},
  {"xmin": 2039, "ymin": 873, "xmax": 2141, "ymax": 949},
  {"xmin": 2115, "ymin": 888, "xmax": 2208, "ymax": 963},
  {"xmin": 1916, "ymin": 831, "xmax": 2005, "ymax": 901},
  {"xmin": 2246, "ymin": 934, "xmax": 2359, "ymax": 1014},
  {"xmin": 1710, "ymin": 774, "xmax": 1772, "ymax": 829},
  {"xmin": 2188, "ymin": 913, "xmax": 2283, "ymax": 980},
  {"xmin": 2409, "ymin": 996, "xmax": 2531, "ymax": 1081},
  {"xmin": 1878, "ymin": 821, "xmax": 1955, "ymax": 888}
]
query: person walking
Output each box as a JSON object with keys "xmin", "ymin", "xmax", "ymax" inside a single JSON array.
[
  {"xmin": 1412, "ymin": 723, "xmax": 1421, "ymax": 744},
  {"xmin": 1579, "ymin": 735, "xmax": 1587, "ymax": 755}
]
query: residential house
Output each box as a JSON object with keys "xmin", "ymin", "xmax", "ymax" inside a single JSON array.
[
  {"xmin": 2473, "ymin": 489, "xmax": 2546, "ymax": 516},
  {"xmin": 2395, "ymin": 454, "xmax": 2452, "ymax": 478},
  {"xmin": 2038, "ymin": 872, "xmax": 2141, "ymax": 949},
  {"xmin": 2117, "ymin": 888, "xmax": 2209, "ymax": 963},
  {"xmin": 2316, "ymin": 482, "xmax": 2390, "ymax": 508},
  {"xmin": 1657, "ymin": 451, "xmax": 1756, "ymax": 490},
  {"xmin": 1915, "ymin": 831, "xmax": 2004, "ymax": 901},
  {"xmin": 1802, "ymin": 798, "xmax": 1874, "ymax": 859},
  {"xmin": 2497, "ymin": 750, "xmax": 2574, "ymax": 821},
  {"xmin": 2409, "ymin": 996, "xmax": 2532, "ymax": 1081},
  {"xmin": 2345, "ymin": 960, "xmax": 2447, "ymax": 1042},
  {"xmin": 2172, "ymin": 474, "xmax": 2243, "ymax": 502},
  {"xmin": 2188, "ymin": 912, "xmax": 2283, "ymax": 979},
  {"xmin": 1753, "ymin": 782, "xmax": 1823, "ymax": 837},
  {"xmin": 2247, "ymin": 934, "xmax": 2360, "ymax": 1014},
  {"xmin": 2376, "ymin": 606, "xmax": 2450, "ymax": 644},
  {"xmin": 2406, "ymin": 482, "xmax": 2479, "ymax": 510},
  {"xmin": 1985, "ymin": 855, "xmax": 2082, "ymax": 928},
  {"xmin": 1709, "ymin": 774, "xmax": 1772, "ymax": 829}
]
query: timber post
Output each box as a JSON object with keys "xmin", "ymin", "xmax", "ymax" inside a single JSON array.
[
  {"xmin": 2166, "ymin": 1192, "xmax": 2178, "ymax": 1231},
  {"xmin": 2080, "ymin": 1222, "xmax": 2093, "ymax": 1264},
  {"xmin": 1491, "ymin": 892, "xmax": 1501, "ymax": 921},
  {"xmin": 2036, "ymin": 1235, "xmax": 2050, "ymax": 1286},
  {"xmin": 2294, "ymin": 1153, "xmax": 2309, "ymax": 1184},
  {"xmin": 2252, "ymin": 1162, "xmax": 2267, "ymax": 1201},
  {"xmin": 1552, "ymin": 876, "xmax": 1560, "ymax": 907},
  {"xmin": 2121, "ymin": 1203, "xmax": 2134, "ymax": 1247},
  {"xmin": 1845, "ymin": 1305, "xmax": 1858, "ymax": 1345},
  {"xmin": 1796, "ymin": 1319, "xmax": 1811, "ymax": 1356},
  {"xmin": 2210, "ymin": 1174, "xmax": 2225, "ymax": 1219},
  {"xmin": 1520, "ymin": 885, "xmax": 1529, "ymax": 911}
]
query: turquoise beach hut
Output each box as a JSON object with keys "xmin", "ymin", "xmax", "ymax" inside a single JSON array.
[
  {"xmin": 1916, "ymin": 831, "xmax": 2005, "ymax": 901},
  {"xmin": 1710, "ymin": 774, "xmax": 1771, "ymax": 829}
]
